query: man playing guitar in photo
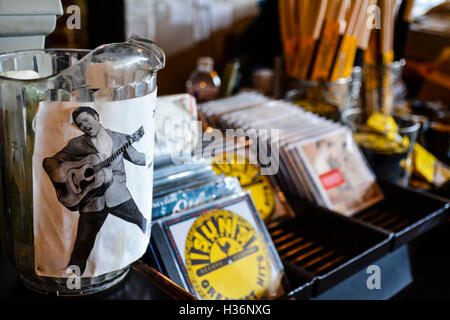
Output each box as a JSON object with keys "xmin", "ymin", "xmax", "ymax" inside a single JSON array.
[{"xmin": 43, "ymin": 106, "xmax": 149, "ymax": 276}]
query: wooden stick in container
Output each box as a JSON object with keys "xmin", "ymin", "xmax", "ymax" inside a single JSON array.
[
  {"xmin": 354, "ymin": 0, "xmax": 377, "ymax": 68},
  {"xmin": 364, "ymin": 2, "xmax": 381, "ymax": 66},
  {"xmin": 330, "ymin": 0, "xmax": 369, "ymax": 81},
  {"xmin": 394, "ymin": 0, "xmax": 415, "ymax": 61},
  {"xmin": 310, "ymin": 0, "xmax": 350, "ymax": 80},
  {"xmin": 278, "ymin": 0, "xmax": 298, "ymax": 77},
  {"xmin": 380, "ymin": 0, "xmax": 396, "ymax": 65},
  {"xmin": 380, "ymin": 0, "xmax": 397, "ymax": 115},
  {"xmin": 359, "ymin": 1, "xmax": 379, "ymax": 117},
  {"xmin": 294, "ymin": 0, "xmax": 328, "ymax": 80}
]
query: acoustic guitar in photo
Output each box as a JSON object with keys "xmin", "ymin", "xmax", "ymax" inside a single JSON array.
[{"xmin": 44, "ymin": 126, "xmax": 145, "ymax": 211}]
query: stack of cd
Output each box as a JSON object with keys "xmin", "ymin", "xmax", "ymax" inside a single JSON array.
[
  {"xmin": 150, "ymin": 159, "xmax": 290, "ymax": 300},
  {"xmin": 150, "ymin": 191, "xmax": 288, "ymax": 300},
  {"xmin": 198, "ymin": 91, "xmax": 270, "ymax": 128},
  {"xmin": 205, "ymin": 96, "xmax": 384, "ymax": 217},
  {"xmin": 152, "ymin": 159, "xmax": 242, "ymax": 220},
  {"xmin": 150, "ymin": 93, "xmax": 291, "ymax": 300}
]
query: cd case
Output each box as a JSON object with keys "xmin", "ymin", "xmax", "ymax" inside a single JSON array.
[
  {"xmin": 293, "ymin": 127, "xmax": 384, "ymax": 216},
  {"xmin": 152, "ymin": 175, "xmax": 242, "ymax": 220},
  {"xmin": 150, "ymin": 192, "xmax": 288, "ymax": 300},
  {"xmin": 204, "ymin": 95, "xmax": 384, "ymax": 217}
]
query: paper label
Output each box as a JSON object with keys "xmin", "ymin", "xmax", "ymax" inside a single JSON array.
[
  {"xmin": 413, "ymin": 143, "xmax": 436, "ymax": 183},
  {"xmin": 33, "ymin": 92, "xmax": 156, "ymax": 278},
  {"xmin": 319, "ymin": 168, "xmax": 346, "ymax": 190},
  {"xmin": 161, "ymin": 193, "xmax": 284, "ymax": 300},
  {"xmin": 185, "ymin": 209, "xmax": 272, "ymax": 300},
  {"xmin": 367, "ymin": 112, "xmax": 399, "ymax": 141},
  {"xmin": 330, "ymin": 35, "xmax": 358, "ymax": 81},
  {"xmin": 311, "ymin": 21, "xmax": 341, "ymax": 81}
]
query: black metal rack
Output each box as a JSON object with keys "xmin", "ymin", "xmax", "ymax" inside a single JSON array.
[
  {"xmin": 353, "ymin": 181, "xmax": 449, "ymax": 250},
  {"xmin": 143, "ymin": 181, "xmax": 448, "ymax": 300},
  {"xmin": 268, "ymin": 204, "xmax": 392, "ymax": 296}
]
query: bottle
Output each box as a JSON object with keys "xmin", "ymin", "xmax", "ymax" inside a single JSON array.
[
  {"xmin": 218, "ymin": 59, "xmax": 241, "ymax": 98},
  {"xmin": 186, "ymin": 56, "xmax": 221, "ymax": 103}
]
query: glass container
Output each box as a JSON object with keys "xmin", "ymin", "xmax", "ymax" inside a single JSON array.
[
  {"xmin": 285, "ymin": 77, "xmax": 352, "ymax": 121},
  {"xmin": 361, "ymin": 60, "xmax": 406, "ymax": 117},
  {"xmin": 342, "ymin": 108, "xmax": 420, "ymax": 187},
  {"xmin": 0, "ymin": 35, "xmax": 165, "ymax": 295}
]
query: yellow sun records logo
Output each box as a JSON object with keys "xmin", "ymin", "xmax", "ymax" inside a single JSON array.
[
  {"xmin": 212, "ymin": 153, "xmax": 275, "ymax": 221},
  {"xmin": 185, "ymin": 209, "xmax": 272, "ymax": 300}
]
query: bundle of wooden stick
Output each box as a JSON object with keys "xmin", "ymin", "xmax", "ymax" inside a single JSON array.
[
  {"xmin": 365, "ymin": 0, "xmax": 416, "ymax": 65},
  {"xmin": 364, "ymin": 0, "xmax": 415, "ymax": 115},
  {"xmin": 278, "ymin": 0, "xmax": 415, "ymax": 82}
]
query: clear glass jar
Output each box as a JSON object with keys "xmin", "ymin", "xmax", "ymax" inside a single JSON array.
[
  {"xmin": 0, "ymin": 35, "xmax": 165, "ymax": 295},
  {"xmin": 361, "ymin": 60, "xmax": 406, "ymax": 116},
  {"xmin": 342, "ymin": 108, "xmax": 420, "ymax": 187},
  {"xmin": 285, "ymin": 77, "xmax": 352, "ymax": 121}
]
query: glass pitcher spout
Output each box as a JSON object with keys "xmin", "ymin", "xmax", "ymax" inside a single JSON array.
[{"xmin": 126, "ymin": 34, "xmax": 166, "ymax": 72}]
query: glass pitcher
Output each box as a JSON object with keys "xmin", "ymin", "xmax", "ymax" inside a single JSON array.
[{"xmin": 0, "ymin": 35, "xmax": 165, "ymax": 295}]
